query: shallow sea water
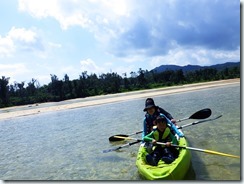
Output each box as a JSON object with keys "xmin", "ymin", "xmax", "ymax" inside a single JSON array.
[{"xmin": 0, "ymin": 83, "xmax": 240, "ymax": 180}]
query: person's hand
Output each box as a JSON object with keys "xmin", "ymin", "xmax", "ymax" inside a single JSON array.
[
  {"xmin": 152, "ymin": 139, "xmax": 157, "ymax": 145},
  {"xmin": 171, "ymin": 119, "xmax": 177, "ymax": 125},
  {"xmin": 165, "ymin": 142, "xmax": 171, "ymax": 147}
]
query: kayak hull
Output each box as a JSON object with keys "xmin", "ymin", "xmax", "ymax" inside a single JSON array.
[{"xmin": 136, "ymin": 137, "xmax": 191, "ymax": 180}]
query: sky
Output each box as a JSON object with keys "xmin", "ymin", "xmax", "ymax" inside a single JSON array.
[{"xmin": 0, "ymin": 0, "xmax": 241, "ymax": 86}]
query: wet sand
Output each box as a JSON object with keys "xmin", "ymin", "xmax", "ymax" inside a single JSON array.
[{"xmin": 0, "ymin": 78, "xmax": 240, "ymax": 120}]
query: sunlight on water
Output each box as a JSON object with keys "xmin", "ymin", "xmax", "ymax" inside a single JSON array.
[{"xmin": 0, "ymin": 83, "xmax": 240, "ymax": 180}]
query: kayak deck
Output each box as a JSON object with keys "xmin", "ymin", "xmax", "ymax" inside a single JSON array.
[{"xmin": 136, "ymin": 137, "xmax": 191, "ymax": 180}]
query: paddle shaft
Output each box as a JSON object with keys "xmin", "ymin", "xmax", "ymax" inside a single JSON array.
[
  {"xmin": 102, "ymin": 139, "xmax": 141, "ymax": 153},
  {"xmin": 156, "ymin": 142, "xmax": 240, "ymax": 159},
  {"xmin": 128, "ymin": 130, "xmax": 143, "ymax": 136},
  {"xmin": 178, "ymin": 115, "xmax": 222, "ymax": 129},
  {"xmin": 113, "ymin": 136, "xmax": 141, "ymax": 141}
]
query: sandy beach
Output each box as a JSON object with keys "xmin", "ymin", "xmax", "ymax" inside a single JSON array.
[{"xmin": 0, "ymin": 78, "xmax": 240, "ymax": 121}]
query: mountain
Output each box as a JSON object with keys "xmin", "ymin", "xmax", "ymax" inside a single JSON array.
[
  {"xmin": 152, "ymin": 61, "xmax": 240, "ymax": 73},
  {"xmin": 207, "ymin": 62, "xmax": 240, "ymax": 71}
]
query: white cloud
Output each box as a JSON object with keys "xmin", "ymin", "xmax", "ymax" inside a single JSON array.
[
  {"xmin": 210, "ymin": 48, "xmax": 240, "ymax": 60},
  {"xmin": 59, "ymin": 65, "xmax": 80, "ymax": 80},
  {"xmin": 47, "ymin": 42, "xmax": 61, "ymax": 48},
  {"xmin": 80, "ymin": 58, "xmax": 105, "ymax": 74},
  {"xmin": 79, "ymin": 58, "xmax": 135, "ymax": 76},
  {"xmin": 0, "ymin": 27, "xmax": 45, "ymax": 57},
  {"xmin": 18, "ymin": 0, "xmax": 131, "ymax": 30},
  {"xmin": 149, "ymin": 46, "xmax": 240, "ymax": 69},
  {"xmin": 0, "ymin": 63, "xmax": 30, "ymax": 83},
  {"xmin": 112, "ymin": 65, "xmax": 136, "ymax": 76},
  {"xmin": 34, "ymin": 75, "xmax": 51, "ymax": 86},
  {"xmin": 17, "ymin": 0, "xmax": 134, "ymax": 47},
  {"xmin": 18, "ymin": 0, "xmax": 91, "ymax": 29},
  {"xmin": 18, "ymin": 0, "xmax": 60, "ymax": 19},
  {"xmin": 0, "ymin": 36, "xmax": 14, "ymax": 57},
  {"xmin": 8, "ymin": 27, "xmax": 37, "ymax": 43},
  {"xmin": 94, "ymin": 0, "xmax": 130, "ymax": 16}
]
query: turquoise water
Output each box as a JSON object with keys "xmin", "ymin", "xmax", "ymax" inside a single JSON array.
[{"xmin": 0, "ymin": 83, "xmax": 240, "ymax": 180}]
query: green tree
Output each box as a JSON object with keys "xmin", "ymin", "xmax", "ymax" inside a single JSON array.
[
  {"xmin": 121, "ymin": 73, "xmax": 130, "ymax": 91},
  {"xmin": 26, "ymin": 78, "xmax": 38, "ymax": 96},
  {"xmin": 100, "ymin": 72, "xmax": 122, "ymax": 94},
  {"xmin": 49, "ymin": 74, "xmax": 63, "ymax": 101},
  {"xmin": 137, "ymin": 68, "xmax": 147, "ymax": 88},
  {"xmin": 0, "ymin": 76, "xmax": 10, "ymax": 107},
  {"xmin": 171, "ymin": 69, "xmax": 185, "ymax": 84},
  {"xmin": 62, "ymin": 74, "xmax": 73, "ymax": 99}
]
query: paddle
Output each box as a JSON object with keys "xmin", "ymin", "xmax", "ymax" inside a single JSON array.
[
  {"xmin": 109, "ymin": 130, "xmax": 143, "ymax": 142},
  {"xmin": 156, "ymin": 142, "xmax": 240, "ymax": 159},
  {"xmin": 109, "ymin": 108, "xmax": 212, "ymax": 142},
  {"xmin": 107, "ymin": 136, "xmax": 240, "ymax": 158},
  {"xmin": 177, "ymin": 108, "xmax": 212, "ymax": 122}
]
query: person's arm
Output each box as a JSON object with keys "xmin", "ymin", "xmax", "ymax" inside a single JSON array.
[
  {"xmin": 158, "ymin": 107, "xmax": 173, "ymax": 120},
  {"xmin": 143, "ymin": 131, "xmax": 154, "ymax": 142},
  {"xmin": 142, "ymin": 118, "xmax": 147, "ymax": 139}
]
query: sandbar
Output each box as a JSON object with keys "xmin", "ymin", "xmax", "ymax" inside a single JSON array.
[{"xmin": 0, "ymin": 78, "xmax": 240, "ymax": 120}]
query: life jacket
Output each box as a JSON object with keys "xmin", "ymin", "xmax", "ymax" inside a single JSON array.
[{"xmin": 153, "ymin": 127, "xmax": 171, "ymax": 142}]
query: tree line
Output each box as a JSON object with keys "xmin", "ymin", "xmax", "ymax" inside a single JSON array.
[{"xmin": 0, "ymin": 66, "xmax": 240, "ymax": 108}]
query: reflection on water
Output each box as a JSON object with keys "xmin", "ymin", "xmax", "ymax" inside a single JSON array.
[{"xmin": 0, "ymin": 83, "xmax": 240, "ymax": 180}]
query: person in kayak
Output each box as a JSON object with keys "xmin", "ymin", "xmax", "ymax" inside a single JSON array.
[
  {"xmin": 143, "ymin": 116, "xmax": 179, "ymax": 166},
  {"xmin": 142, "ymin": 98, "xmax": 183, "ymax": 139}
]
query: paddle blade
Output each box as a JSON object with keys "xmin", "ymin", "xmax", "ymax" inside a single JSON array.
[
  {"xmin": 109, "ymin": 134, "xmax": 128, "ymax": 142},
  {"xmin": 204, "ymin": 149, "xmax": 240, "ymax": 159},
  {"xmin": 189, "ymin": 108, "xmax": 212, "ymax": 119}
]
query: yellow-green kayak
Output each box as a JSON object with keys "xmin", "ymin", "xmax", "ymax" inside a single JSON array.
[{"xmin": 136, "ymin": 137, "xmax": 191, "ymax": 180}]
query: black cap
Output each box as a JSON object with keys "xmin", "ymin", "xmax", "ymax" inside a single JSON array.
[{"xmin": 143, "ymin": 98, "xmax": 156, "ymax": 111}]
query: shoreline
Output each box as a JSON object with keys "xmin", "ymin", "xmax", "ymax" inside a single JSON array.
[{"xmin": 0, "ymin": 78, "xmax": 240, "ymax": 121}]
